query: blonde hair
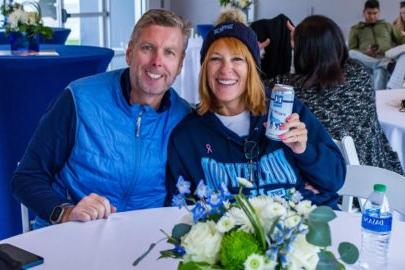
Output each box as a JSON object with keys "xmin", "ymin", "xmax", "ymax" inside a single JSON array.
[
  {"xmin": 130, "ymin": 9, "xmax": 192, "ymax": 52},
  {"xmin": 197, "ymin": 37, "xmax": 266, "ymax": 116}
]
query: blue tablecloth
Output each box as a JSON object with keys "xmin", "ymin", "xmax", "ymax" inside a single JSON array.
[
  {"xmin": 0, "ymin": 45, "xmax": 114, "ymax": 239},
  {"xmin": 0, "ymin": 28, "xmax": 71, "ymax": 45}
]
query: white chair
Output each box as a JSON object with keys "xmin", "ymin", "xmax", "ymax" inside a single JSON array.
[
  {"xmin": 334, "ymin": 136, "xmax": 360, "ymax": 212},
  {"xmin": 333, "ymin": 136, "xmax": 360, "ymax": 166},
  {"xmin": 339, "ymin": 165, "xmax": 405, "ymax": 217}
]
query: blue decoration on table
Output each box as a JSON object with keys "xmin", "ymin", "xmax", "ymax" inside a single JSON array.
[{"xmin": 8, "ymin": 31, "xmax": 39, "ymax": 54}]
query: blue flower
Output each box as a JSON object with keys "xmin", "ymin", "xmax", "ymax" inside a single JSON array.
[
  {"xmin": 191, "ymin": 202, "xmax": 207, "ymax": 222},
  {"xmin": 172, "ymin": 194, "xmax": 186, "ymax": 209},
  {"xmin": 176, "ymin": 176, "xmax": 191, "ymax": 195},
  {"xmin": 195, "ymin": 180, "xmax": 211, "ymax": 199},
  {"xmin": 207, "ymin": 193, "xmax": 223, "ymax": 209},
  {"xmin": 173, "ymin": 245, "xmax": 185, "ymax": 256},
  {"xmin": 265, "ymin": 246, "xmax": 279, "ymax": 261}
]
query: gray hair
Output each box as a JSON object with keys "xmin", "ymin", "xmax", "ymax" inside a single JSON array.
[{"xmin": 130, "ymin": 9, "xmax": 192, "ymax": 52}]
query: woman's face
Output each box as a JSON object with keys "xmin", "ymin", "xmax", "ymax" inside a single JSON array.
[
  {"xmin": 207, "ymin": 44, "xmax": 248, "ymax": 115},
  {"xmin": 400, "ymin": 7, "xmax": 405, "ymax": 22}
]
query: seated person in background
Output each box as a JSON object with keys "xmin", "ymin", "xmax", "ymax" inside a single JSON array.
[
  {"xmin": 273, "ymin": 15, "xmax": 404, "ymax": 175},
  {"xmin": 393, "ymin": 1, "xmax": 405, "ymax": 35},
  {"xmin": 11, "ymin": 9, "xmax": 192, "ymax": 228},
  {"xmin": 165, "ymin": 10, "xmax": 346, "ymax": 209},
  {"xmin": 348, "ymin": 0, "xmax": 405, "ymax": 90}
]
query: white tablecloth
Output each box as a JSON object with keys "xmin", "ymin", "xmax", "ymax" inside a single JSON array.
[
  {"xmin": 172, "ymin": 37, "xmax": 202, "ymax": 105},
  {"xmin": 376, "ymin": 89, "xmax": 405, "ymax": 171},
  {"xmin": 1, "ymin": 207, "xmax": 404, "ymax": 269}
]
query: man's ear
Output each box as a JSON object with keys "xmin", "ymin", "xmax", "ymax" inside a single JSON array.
[{"xmin": 125, "ymin": 41, "xmax": 134, "ymax": 65}]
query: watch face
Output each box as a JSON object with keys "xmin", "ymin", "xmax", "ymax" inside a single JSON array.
[{"xmin": 50, "ymin": 206, "xmax": 63, "ymax": 224}]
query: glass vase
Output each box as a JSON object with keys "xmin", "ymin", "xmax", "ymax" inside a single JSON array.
[{"xmin": 9, "ymin": 32, "xmax": 40, "ymax": 55}]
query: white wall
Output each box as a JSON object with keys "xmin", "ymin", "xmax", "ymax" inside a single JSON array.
[{"xmin": 169, "ymin": 0, "xmax": 403, "ymax": 40}]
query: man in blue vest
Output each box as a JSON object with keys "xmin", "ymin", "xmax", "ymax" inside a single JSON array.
[{"xmin": 11, "ymin": 9, "xmax": 192, "ymax": 228}]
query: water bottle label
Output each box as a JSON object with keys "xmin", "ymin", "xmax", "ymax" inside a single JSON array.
[{"xmin": 361, "ymin": 214, "xmax": 392, "ymax": 233}]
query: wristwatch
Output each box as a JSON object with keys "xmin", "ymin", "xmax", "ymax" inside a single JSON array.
[{"xmin": 50, "ymin": 203, "xmax": 72, "ymax": 224}]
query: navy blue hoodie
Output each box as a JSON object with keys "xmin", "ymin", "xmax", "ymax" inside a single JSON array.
[{"xmin": 165, "ymin": 93, "xmax": 346, "ymax": 208}]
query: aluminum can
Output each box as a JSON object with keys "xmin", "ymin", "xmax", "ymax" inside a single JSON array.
[{"xmin": 265, "ymin": 84, "xmax": 295, "ymax": 141}]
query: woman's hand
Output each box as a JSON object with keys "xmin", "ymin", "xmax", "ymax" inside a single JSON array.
[{"xmin": 278, "ymin": 113, "xmax": 307, "ymax": 154}]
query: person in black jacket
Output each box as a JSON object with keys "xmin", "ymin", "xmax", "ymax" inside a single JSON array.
[
  {"xmin": 250, "ymin": 14, "xmax": 293, "ymax": 79},
  {"xmin": 165, "ymin": 12, "xmax": 346, "ymax": 208}
]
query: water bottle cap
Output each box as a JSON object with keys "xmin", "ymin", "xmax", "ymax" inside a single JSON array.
[{"xmin": 373, "ymin": 184, "xmax": 386, "ymax": 192}]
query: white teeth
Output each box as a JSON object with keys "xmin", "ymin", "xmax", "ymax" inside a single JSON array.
[
  {"xmin": 218, "ymin": 79, "xmax": 237, "ymax": 85},
  {"xmin": 146, "ymin": 72, "xmax": 162, "ymax": 79}
]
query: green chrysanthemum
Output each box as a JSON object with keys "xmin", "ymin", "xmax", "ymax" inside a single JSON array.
[{"xmin": 219, "ymin": 230, "xmax": 262, "ymax": 270}]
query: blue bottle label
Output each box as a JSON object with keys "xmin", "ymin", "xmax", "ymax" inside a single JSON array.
[{"xmin": 361, "ymin": 213, "xmax": 392, "ymax": 233}]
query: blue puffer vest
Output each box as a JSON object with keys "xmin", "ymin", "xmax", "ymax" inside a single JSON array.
[{"xmin": 52, "ymin": 69, "xmax": 190, "ymax": 211}]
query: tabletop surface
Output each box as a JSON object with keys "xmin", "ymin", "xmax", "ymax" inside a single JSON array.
[
  {"xmin": 376, "ymin": 89, "xmax": 405, "ymax": 129},
  {"xmin": 1, "ymin": 207, "xmax": 404, "ymax": 270},
  {"xmin": 0, "ymin": 44, "xmax": 114, "ymax": 61}
]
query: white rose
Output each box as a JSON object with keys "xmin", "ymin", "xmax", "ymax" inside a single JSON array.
[
  {"xmin": 295, "ymin": 200, "xmax": 316, "ymax": 217},
  {"xmin": 181, "ymin": 221, "xmax": 223, "ymax": 265},
  {"xmin": 227, "ymin": 207, "xmax": 252, "ymax": 232},
  {"xmin": 249, "ymin": 196, "xmax": 277, "ymax": 233},
  {"xmin": 286, "ymin": 234, "xmax": 320, "ymax": 270}
]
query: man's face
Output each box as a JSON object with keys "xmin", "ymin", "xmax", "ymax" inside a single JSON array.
[
  {"xmin": 126, "ymin": 25, "xmax": 185, "ymax": 104},
  {"xmin": 364, "ymin": 8, "xmax": 380, "ymax": 24}
]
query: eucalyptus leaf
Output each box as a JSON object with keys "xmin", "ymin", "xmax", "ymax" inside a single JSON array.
[
  {"xmin": 338, "ymin": 242, "xmax": 359, "ymax": 264},
  {"xmin": 308, "ymin": 206, "xmax": 336, "ymax": 223},
  {"xmin": 337, "ymin": 261, "xmax": 346, "ymax": 270},
  {"xmin": 316, "ymin": 250, "xmax": 338, "ymax": 270},
  {"xmin": 306, "ymin": 222, "xmax": 331, "ymax": 247},
  {"xmin": 172, "ymin": 223, "xmax": 192, "ymax": 239}
]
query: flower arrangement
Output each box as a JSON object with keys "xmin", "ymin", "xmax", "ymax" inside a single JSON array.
[
  {"xmin": 1, "ymin": 2, "xmax": 52, "ymax": 39},
  {"xmin": 219, "ymin": 0, "xmax": 252, "ymax": 10},
  {"xmin": 134, "ymin": 177, "xmax": 359, "ymax": 270}
]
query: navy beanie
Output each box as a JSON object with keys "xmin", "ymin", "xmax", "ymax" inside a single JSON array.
[{"xmin": 200, "ymin": 22, "xmax": 261, "ymax": 68}]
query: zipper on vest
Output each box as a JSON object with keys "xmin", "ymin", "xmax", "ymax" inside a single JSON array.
[{"xmin": 135, "ymin": 110, "xmax": 144, "ymax": 137}]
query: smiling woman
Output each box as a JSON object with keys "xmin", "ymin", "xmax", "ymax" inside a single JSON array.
[{"xmin": 165, "ymin": 9, "xmax": 346, "ymax": 221}]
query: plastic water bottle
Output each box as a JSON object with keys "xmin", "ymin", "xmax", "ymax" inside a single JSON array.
[{"xmin": 358, "ymin": 184, "xmax": 392, "ymax": 270}]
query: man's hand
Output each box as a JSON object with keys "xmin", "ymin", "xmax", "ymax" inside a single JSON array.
[
  {"xmin": 287, "ymin": 20, "xmax": 295, "ymax": 48},
  {"xmin": 62, "ymin": 193, "xmax": 117, "ymax": 223},
  {"xmin": 258, "ymin": 38, "xmax": 271, "ymax": 49}
]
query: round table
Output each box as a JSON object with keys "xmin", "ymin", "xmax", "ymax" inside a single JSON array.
[
  {"xmin": 376, "ymin": 89, "xmax": 405, "ymax": 171},
  {"xmin": 0, "ymin": 45, "xmax": 114, "ymax": 240},
  {"xmin": 0, "ymin": 207, "xmax": 404, "ymax": 269}
]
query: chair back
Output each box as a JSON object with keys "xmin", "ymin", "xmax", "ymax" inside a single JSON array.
[
  {"xmin": 339, "ymin": 165, "xmax": 405, "ymax": 216},
  {"xmin": 333, "ymin": 136, "xmax": 360, "ymax": 166},
  {"xmin": 21, "ymin": 204, "xmax": 30, "ymax": 233},
  {"xmin": 334, "ymin": 136, "xmax": 360, "ymax": 212}
]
